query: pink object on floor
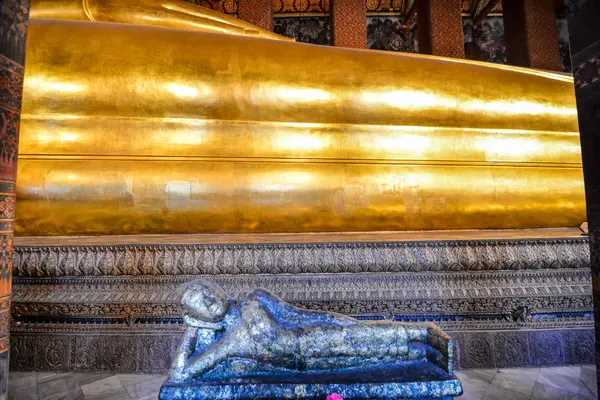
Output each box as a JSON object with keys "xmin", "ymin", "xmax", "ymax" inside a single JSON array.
[{"xmin": 326, "ymin": 394, "xmax": 343, "ymax": 400}]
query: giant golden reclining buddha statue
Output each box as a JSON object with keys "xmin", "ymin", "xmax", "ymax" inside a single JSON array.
[{"xmin": 17, "ymin": 0, "xmax": 585, "ymax": 236}]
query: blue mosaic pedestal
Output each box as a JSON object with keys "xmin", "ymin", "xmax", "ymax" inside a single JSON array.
[{"xmin": 159, "ymin": 360, "xmax": 463, "ymax": 399}]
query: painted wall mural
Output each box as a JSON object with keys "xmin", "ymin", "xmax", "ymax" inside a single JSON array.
[
  {"xmin": 273, "ymin": 16, "xmax": 331, "ymax": 45},
  {"xmin": 366, "ymin": 14, "xmax": 418, "ymax": 53},
  {"xmin": 463, "ymin": 16, "xmax": 507, "ymax": 64}
]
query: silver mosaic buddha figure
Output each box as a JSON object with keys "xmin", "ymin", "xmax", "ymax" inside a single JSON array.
[{"xmin": 168, "ymin": 280, "xmax": 453, "ymax": 382}]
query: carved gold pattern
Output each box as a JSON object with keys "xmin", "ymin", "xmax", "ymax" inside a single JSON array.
[
  {"xmin": 273, "ymin": 0, "xmax": 330, "ymax": 14},
  {"xmin": 366, "ymin": 0, "xmax": 404, "ymax": 13}
]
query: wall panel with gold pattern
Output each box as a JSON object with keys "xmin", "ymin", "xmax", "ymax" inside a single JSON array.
[
  {"xmin": 273, "ymin": 0, "xmax": 329, "ymax": 14},
  {"xmin": 366, "ymin": 0, "xmax": 404, "ymax": 13}
]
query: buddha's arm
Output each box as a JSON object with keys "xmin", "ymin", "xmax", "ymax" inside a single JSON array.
[
  {"xmin": 248, "ymin": 290, "xmax": 357, "ymax": 327},
  {"xmin": 181, "ymin": 345, "xmax": 223, "ymax": 380},
  {"xmin": 30, "ymin": 0, "xmax": 293, "ymax": 41}
]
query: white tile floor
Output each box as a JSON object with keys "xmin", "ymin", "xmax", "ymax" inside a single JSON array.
[{"xmin": 7, "ymin": 365, "xmax": 598, "ymax": 400}]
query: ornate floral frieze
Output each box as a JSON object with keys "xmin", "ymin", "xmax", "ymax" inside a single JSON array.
[
  {"xmin": 366, "ymin": 0, "xmax": 403, "ymax": 13},
  {"xmin": 273, "ymin": 0, "xmax": 330, "ymax": 14},
  {"xmin": 10, "ymin": 310, "xmax": 594, "ymax": 335},
  {"xmin": 11, "ymin": 268, "xmax": 594, "ymax": 335},
  {"xmin": 12, "ymin": 237, "xmax": 590, "ymax": 277},
  {"xmin": 12, "ymin": 268, "xmax": 593, "ymax": 304},
  {"xmin": 12, "ymin": 237, "xmax": 593, "ymax": 331},
  {"xmin": 9, "ymin": 327, "xmax": 594, "ymax": 372},
  {"xmin": 271, "ymin": 0, "xmax": 419, "ymax": 15}
]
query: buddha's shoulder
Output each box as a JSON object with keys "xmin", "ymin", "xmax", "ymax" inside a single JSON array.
[{"xmin": 243, "ymin": 288, "xmax": 275, "ymax": 302}]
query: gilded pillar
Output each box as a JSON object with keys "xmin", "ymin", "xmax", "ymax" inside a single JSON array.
[
  {"xmin": 0, "ymin": 0, "xmax": 30, "ymax": 394},
  {"xmin": 502, "ymin": 0, "xmax": 561, "ymax": 71},
  {"xmin": 332, "ymin": 0, "xmax": 367, "ymax": 49},
  {"xmin": 417, "ymin": 0, "xmax": 464, "ymax": 58},
  {"xmin": 238, "ymin": 0, "xmax": 273, "ymax": 31},
  {"xmin": 567, "ymin": 0, "xmax": 600, "ymax": 388}
]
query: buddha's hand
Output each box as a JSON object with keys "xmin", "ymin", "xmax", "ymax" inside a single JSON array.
[
  {"xmin": 182, "ymin": 348, "xmax": 224, "ymax": 380},
  {"xmin": 169, "ymin": 327, "xmax": 199, "ymax": 382}
]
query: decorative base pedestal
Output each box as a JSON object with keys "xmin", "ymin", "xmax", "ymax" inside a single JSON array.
[
  {"xmin": 159, "ymin": 360, "xmax": 463, "ymax": 400},
  {"xmin": 9, "ymin": 228, "xmax": 594, "ymax": 372}
]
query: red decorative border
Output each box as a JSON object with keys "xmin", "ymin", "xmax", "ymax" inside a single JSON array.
[
  {"xmin": 273, "ymin": 0, "xmax": 329, "ymax": 13},
  {"xmin": 366, "ymin": 0, "xmax": 404, "ymax": 13}
]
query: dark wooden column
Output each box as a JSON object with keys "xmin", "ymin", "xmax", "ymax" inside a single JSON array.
[
  {"xmin": 417, "ymin": 0, "xmax": 464, "ymax": 58},
  {"xmin": 0, "ymin": 0, "xmax": 30, "ymax": 395},
  {"xmin": 332, "ymin": 0, "xmax": 367, "ymax": 49},
  {"xmin": 238, "ymin": 0, "xmax": 273, "ymax": 31},
  {"xmin": 502, "ymin": 0, "xmax": 530, "ymax": 67},
  {"xmin": 566, "ymin": 0, "xmax": 600, "ymax": 389},
  {"xmin": 502, "ymin": 0, "xmax": 561, "ymax": 70}
]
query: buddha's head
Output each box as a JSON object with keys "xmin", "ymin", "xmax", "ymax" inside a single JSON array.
[{"xmin": 178, "ymin": 280, "xmax": 229, "ymax": 324}]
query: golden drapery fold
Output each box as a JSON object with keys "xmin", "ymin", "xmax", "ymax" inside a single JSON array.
[
  {"xmin": 16, "ymin": 1, "xmax": 585, "ymax": 235},
  {"xmin": 30, "ymin": 0, "xmax": 292, "ymax": 40}
]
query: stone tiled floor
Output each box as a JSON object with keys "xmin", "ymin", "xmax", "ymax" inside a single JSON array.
[{"xmin": 7, "ymin": 365, "xmax": 598, "ymax": 400}]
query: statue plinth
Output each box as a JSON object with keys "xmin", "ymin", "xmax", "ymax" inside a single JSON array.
[
  {"xmin": 159, "ymin": 360, "xmax": 462, "ymax": 399},
  {"xmin": 159, "ymin": 280, "xmax": 463, "ymax": 400}
]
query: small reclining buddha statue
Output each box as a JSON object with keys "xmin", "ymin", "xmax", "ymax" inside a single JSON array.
[{"xmin": 168, "ymin": 280, "xmax": 455, "ymax": 382}]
